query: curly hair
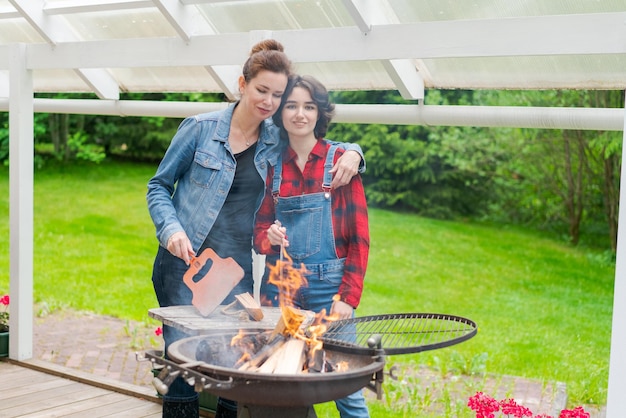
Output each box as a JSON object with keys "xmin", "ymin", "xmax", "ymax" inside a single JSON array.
[{"xmin": 272, "ymin": 74, "xmax": 336, "ymax": 140}]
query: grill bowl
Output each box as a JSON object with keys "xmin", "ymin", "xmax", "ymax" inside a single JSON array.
[{"xmin": 167, "ymin": 332, "xmax": 383, "ymax": 407}]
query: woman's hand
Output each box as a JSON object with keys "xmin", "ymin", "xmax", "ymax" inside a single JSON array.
[
  {"xmin": 166, "ymin": 231, "xmax": 195, "ymax": 265},
  {"xmin": 329, "ymin": 150, "xmax": 361, "ymax": 189},
  {"xmin": 330, "ymin": 299, "xmax": 354, "ymax": 320}
]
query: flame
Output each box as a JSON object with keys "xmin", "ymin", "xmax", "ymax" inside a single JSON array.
[
  {"xmin": 306, "ymin": 308, "xmax": 340, "ymax": 358},
  {"xmin": 231, "ymin": 329, "xmax": 246, "ymax": 346},
  {"xmin": 266, "ymin": 249, "xmax": 309, "ymax": 309},
  {"xmin": 230, "ymin": 248, "xmax": 347, "ymax": 373}
]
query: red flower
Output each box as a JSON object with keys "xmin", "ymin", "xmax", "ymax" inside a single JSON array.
[
  {"xmin": 0, "ymin": 295, "xmax": 9, "ymax": 306},
  {"xmin": 467, "ymin": 392, "xmax": 589, "ymax": 418},
  {"xmin": 154, "ymin": 326, "xmax": 163, "ymax": 336},
  {"xmin": 468, "ymin": 392, "xmax": 500, "ymax": 418},
  {"xmin": 500, "ymin": 398, "xmax": 533, "ymax": 417},
  {"xmin": 558, "ymin": 406, "xmax": 590, "ymax": 418}
]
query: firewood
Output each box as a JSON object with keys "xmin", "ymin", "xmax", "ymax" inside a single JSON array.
[
  {"xmin": 273, "ymin": 338, "xmax": 306, "ymax": 374},
  {"xmin": 237, "ymin": 334, "xmax": 286, "ymax": 371},
  {"xmin": 269, "ymin": 306, "xmax": 306, "ymax": 342},
  {"xmin": 256, "ymin": 343, "xmax": 285, "ymax": 373},
  {"xmin": 234, "ymin": 292, "xmax": 264, "ymax": 321}
]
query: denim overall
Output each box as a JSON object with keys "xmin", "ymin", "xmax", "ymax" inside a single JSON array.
[{"xmin": 261, "ymin": 144, "xmax": 370, "ymax": 418}]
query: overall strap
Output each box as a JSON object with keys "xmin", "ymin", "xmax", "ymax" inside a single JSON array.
[
  {"xmin": 322, "ymin": 144, "xmax": 339, "ymax": 190},
  {"xmin": 271, "ymin": 154, "xmax": 283, "ymax": 200}
]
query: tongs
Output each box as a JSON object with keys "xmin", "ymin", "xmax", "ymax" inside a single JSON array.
[{"xmin": 274, "ymin": 220, "xmax": 285, "ymax": 282}]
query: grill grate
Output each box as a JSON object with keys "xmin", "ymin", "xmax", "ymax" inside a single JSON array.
[{"xmin": 320, "ymin": 313, "xmax": 477, "ymax": 355}]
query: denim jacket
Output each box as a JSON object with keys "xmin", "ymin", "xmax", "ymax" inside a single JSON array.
[{"xmin": 147, "ymin": 102, "xmax": 364, "ymax": 252}]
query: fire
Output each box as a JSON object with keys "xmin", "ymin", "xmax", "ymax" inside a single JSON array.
[
  {"xmin": 266, "ymin": 249, "xmax": 308, "ymax": 309},
  {"xmin": 228, "ymin": 248, "xmax": 345, "ymax": 374}
]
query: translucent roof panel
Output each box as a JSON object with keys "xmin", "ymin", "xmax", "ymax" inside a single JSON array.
[
  {"xmin": 0, "ymin": 0, "xmax": 626, "ymax": 98},
  {"xmin": 195, "ymin": 0, "xmax": 354, "ymax": 33},
  {"xmin": 63, "ymin": 10, "xmax": 180, "ymax": 41},
  {"xmin": 386, "ymin": 0, "xmax": 626, "ymax": 21}
]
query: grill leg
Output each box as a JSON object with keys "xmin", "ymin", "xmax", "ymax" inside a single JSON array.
[{"xmin": 238, "ymin": 405, "xmax": 317, "ymax": 418}]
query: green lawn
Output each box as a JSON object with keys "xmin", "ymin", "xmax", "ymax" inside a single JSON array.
[{"xmin": 0, "ymin": 160, "xmax": 615, "ymax": 415}]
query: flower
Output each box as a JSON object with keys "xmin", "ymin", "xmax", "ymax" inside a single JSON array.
[
  {"xmin": 468, "ymin": 392, "xmax": 590, "ymax": 418},
  {"xmin": 468, "ymin": 392, "xmax": 500, "ymax": 418},
  {"xmin": 154, "ymin": 326, "xmax": 162, "ymax": 337},
  {"xmin": 0, "ymin": 294, "xmax": 9, "ymax": 332},
  {"xmin": 499, "ymin": 398, "xmax": 533, "ymax": 417}
]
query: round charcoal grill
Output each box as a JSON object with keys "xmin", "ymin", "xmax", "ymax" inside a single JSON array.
[{"xmin": 140, "ymin": 311, "xmax": 477, "ymax": 418}]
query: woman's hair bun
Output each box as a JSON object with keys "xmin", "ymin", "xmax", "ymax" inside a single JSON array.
[{"xmin": 250, "ymin": 39, "xmax": 284, "ymax": 55}]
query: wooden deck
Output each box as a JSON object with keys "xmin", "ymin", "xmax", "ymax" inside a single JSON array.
[{"xmin": 0, "ymin": 360, "xmax": 162, "ymax": 417}]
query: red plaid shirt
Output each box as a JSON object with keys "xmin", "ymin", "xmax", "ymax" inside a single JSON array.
[{"xmin": 253, "ymin": 139, "xmax": 369, "ymax": 309}]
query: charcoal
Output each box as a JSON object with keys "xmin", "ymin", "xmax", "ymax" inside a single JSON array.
[
  {"xmin": 195, "ymin": 335, "xmax": 242, "ymax": 368},
  {"xmin": 307, "ymin": 349, "xmax": 326, "ymax": 373}
]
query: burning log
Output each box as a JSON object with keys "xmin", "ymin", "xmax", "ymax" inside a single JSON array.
[
  {"xmin": 237, "ymin": 334, "xmax": 286, "ymax": 371},
  {"xmin": 265, "ymin": 338, "xmax": 306, "ymax": 374},
  {"xmin": 269, "ymin": 305, "xmax": 306, "ymax": 342},
  {"xmin": 226, "ymin": 252, "xmax": 347, "ymax": 375}
]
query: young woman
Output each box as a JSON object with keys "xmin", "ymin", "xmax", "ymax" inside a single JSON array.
[
  {"xmin": 147, "ymin": 41, "xmax": 364, "ymax": 418},
  {"xmin": 253, "ymin": 75, "xmax": 370, "ymax": 418}
]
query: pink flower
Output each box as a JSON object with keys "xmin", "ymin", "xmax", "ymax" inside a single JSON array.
[
  {"xmin": 467, "ymin": 392, "xmax": 589, "ymax": 418},
  {"xmin": 500, "ymin": 399, "xmax": 533, "ymax": 418},
  {"xmin": 0, "ymin": 294, "xmax": 9, "ymax": 332},
  {"xmin": 468, "ymin": 392, "xmax": 500, "ymax": 418},
  {"xmin": 500, "ymin": 398, "xmax": 533, "ymax": 417},
  {"xmin": 558, "ymin": 406, "xmax": 590, "ymax": 418},
  {"xmin": 154, "ymin": 326, "xmax": 163, "ymax": 336}
]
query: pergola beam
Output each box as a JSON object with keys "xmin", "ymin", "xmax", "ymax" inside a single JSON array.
[
  {"xmin": 0, "ymin": 98, "xmax": 622, "ymax": 132},
  {"xmin": 9, "ymin": 0, "xmax": 121, "ymax": 100},
  {"xmin": 342, "ymin": 0, "xmax": 424, "ymax": 100},
  {"xmin": 6, "ymin": 13, "xmax": 623, "ymax": 72}
]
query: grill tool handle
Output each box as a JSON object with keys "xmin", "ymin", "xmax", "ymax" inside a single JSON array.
[{"xmin": 137, "ymin": 350, "xmax": 234, "ymax": 395}]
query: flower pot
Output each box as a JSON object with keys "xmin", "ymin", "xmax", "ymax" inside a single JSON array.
[{"xmin": 0, "ymin": 331, "xmax": 8, "ymax": 357}]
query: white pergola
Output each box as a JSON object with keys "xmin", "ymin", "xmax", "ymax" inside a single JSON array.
[{"xmin": 1, "ymin": 1, "xmax": 625, "ymax": 415}]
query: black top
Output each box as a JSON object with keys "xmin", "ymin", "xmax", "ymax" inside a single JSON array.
[{"xmin": 200, "ymin": 143, "xmax": 263, "ymax": 259}]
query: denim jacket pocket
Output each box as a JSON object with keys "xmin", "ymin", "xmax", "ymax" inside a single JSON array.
[{"xmin": 190, "ymin": 150, "xmax": 224, "ymax": 188}]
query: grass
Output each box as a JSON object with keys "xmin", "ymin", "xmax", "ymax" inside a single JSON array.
[{"xmin": 0, "ymin": 160, "xmax": 615, "ymax": 416}]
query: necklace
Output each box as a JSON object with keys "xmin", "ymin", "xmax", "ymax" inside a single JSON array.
[{"xmin": 236, "ymin": 117, "xmax": 258, "ymax": 147}]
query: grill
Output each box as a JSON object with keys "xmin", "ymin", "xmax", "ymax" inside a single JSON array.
[
  {"xmin": 140, "ymin": 306, "xmax": 477, "ymax": 418},
  {"xmin": 321, "ymin": 312, "xmax": 478, "ymax": 355}
]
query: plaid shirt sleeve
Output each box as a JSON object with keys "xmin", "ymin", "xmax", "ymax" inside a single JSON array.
[{"xmin": 332, "ymin": 167, "xmax": 369, "ymax": 309}]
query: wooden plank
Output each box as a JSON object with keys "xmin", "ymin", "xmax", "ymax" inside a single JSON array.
[
  {"xmin": 0, "ymin": 362, "xmax": 161, "ymax": 417},
  {"xmin": 2, "ymin": 382, "xmax": 109, "ymax": 414},
  {"xmin": 0, "ymin": 366, "xmax": 60, "ymax": 391},
  {"xmin": 107, "ymin": 401, "xmax": 167, "ymax": 417},
  {"xmin": 149, "ymin": 305, "xmax": 315, "ymax": 335},
  {"xmin": 273, "ymin": 338, "xmax": 306, "ymax": 375},
  {"xmin": 17, "ymin": 359, "xmax": 159, "ymax": 400},
  {"xmin": 0, "ymin": 374, "xmax": 76, "ymax": 400},
  {"xmin": 60, "ymin": 395, "xmax": 160, "ymax": 418},
  {"xmin": 21, "ymin": 393, "xmax": 137, "ymax": 418}
]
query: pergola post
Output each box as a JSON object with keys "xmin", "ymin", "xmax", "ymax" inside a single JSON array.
[
  {"xmin": 8, "ymin": 43, "xmax": 34, "ymax": 360},
  {"xmin": 605, "ymin": 90, "xmax": 626, "ymax": 417}
]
